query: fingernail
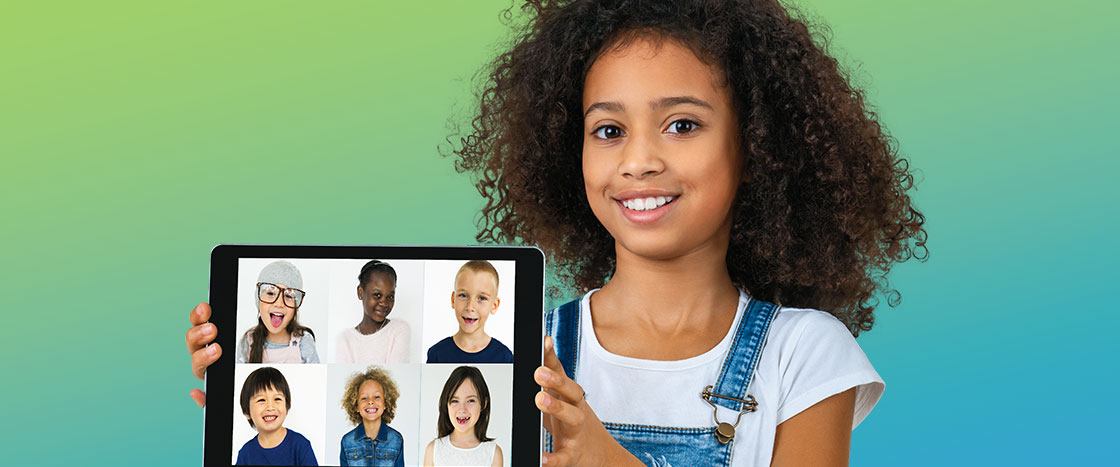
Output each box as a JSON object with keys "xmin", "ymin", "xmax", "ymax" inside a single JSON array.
[
  {"xmin": 206, "ymin": 345, "xmax": 218, "ymax": 356},
  {"xmin": 545, "ymin": 336, "xmax": 553, "ymax": 350},
  {"xmin": 202, "ymin": 324, "xmax": 214, "ymax": 335},
  {"xmin": 541, "ymin": 455, "xmax": 549, "ymax": 465},
  {"xmin": 540, "ymin": 392, "xmax": 552, "ymax": 407},
  {"xmin": 537, "ymin": 368, "xmax": 551, "ymax": 383}
]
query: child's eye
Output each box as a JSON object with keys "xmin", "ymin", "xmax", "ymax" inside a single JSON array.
[
  {"xmin": 373, "ymin": 293, "xmax": 381, "ymax": 299},
  {"xmin": 665, "ymin": 119, "xmax": 699, "ymax": 134},
  {"xmin": 592, "ymin": 125, "xmax": 624, "ymax": 140}
]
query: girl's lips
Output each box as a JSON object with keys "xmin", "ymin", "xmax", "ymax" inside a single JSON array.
[
  {"xmin": 616, "ymin": 196, "xmax": 676, "ymax": 224},
  {"xmin": 455, "ymin": 416, "xmax": 470, "ymax": 425}
]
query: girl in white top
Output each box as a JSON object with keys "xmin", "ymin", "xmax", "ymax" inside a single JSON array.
[
  {"xmin": 423, "ymin": 366, "xmax": 503, "ymax": 467},
  {"xmin": 336, "ymin": 260, "xmax": 411, "ymax": 363}
]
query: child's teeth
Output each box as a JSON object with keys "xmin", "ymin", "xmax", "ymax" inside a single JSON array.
[{"xmin": 624, "ymin": 196, "xmax": 674, "ymax": 211}]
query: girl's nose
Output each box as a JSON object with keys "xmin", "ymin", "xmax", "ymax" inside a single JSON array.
[{"xmin": 618, "ymin": 131, "xmax": 665, "ymax": 179}]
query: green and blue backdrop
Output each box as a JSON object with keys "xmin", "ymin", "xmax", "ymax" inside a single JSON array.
[{"xmin": 2, "ymin": 1, "xmax": 1115, "ymax": 465}]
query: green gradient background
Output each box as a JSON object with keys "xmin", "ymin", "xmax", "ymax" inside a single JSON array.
[{"xmin": 2, "ymin": 1, "xmax": 1115, "ymax": 465}]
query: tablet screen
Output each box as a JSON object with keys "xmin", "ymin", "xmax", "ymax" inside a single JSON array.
[{"xmin": 206, "ymin": 246, "xmax": 542, "ymax": 467}]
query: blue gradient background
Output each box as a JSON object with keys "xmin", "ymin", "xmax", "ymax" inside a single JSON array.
[{"xmin": 2, "ymin": 1, "xmax": 1115, "ymax": 465}]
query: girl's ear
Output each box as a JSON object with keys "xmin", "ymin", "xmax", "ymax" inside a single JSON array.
[{"xmin": 356, "ymin": 285, "xmax": 363, "ymax": 301}]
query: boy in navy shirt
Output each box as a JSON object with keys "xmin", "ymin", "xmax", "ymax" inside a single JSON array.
[
  {"xmin": 236, "ymin": 367, "xmax": 318, "ymax": 465},
  {"xmin": 426, "ymin": 260, "xmax": 513, "ymax": 363}
]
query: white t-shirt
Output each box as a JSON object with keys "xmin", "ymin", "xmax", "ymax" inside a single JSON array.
[
  {"xmin": 431, "ymin": 436, "xmax": 497, "ymax": 466},
  {"xmin": 334, "ymin": 319, "xmax": 410, "ymax": 363},
  {"xmin": 575, "ymin": 290, "xmax": 884, "ymax": 466}
]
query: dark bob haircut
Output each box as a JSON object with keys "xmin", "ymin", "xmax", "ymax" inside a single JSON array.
[
  {"xmin": 449, "ymin": 0, "xmax": 928, "ymax": 335},
  {"xmin": 437, "ymin": 366, "xmax": 494, "ymax": 441},
  {"xmin": 239, "ymin": 366, "xmax": 291, "ymax": 428}
]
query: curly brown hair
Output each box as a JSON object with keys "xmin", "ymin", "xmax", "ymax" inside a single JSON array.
[
  {"xmin": 341, "ymin": 366, "xmax": 400, "ymax": 425},
  {"xmin": 449, "ymin": 0, "xmax": 927, "ymax": 336}
]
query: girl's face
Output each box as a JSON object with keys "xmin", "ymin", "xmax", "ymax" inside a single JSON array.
[
  {"xmin": 356, "ymin": 379, "xmax": 386, "ymax": 424},
  {"xmin": 258, "ymin": 282, "xmax": 297, "ymax": 334},
  {"xmin": 582, "ymin": 37, "xmax": 743, "ymax": 261},
  {"xmin": 446, "ymin": 378, "xmax": 483, "ymax": 435},
  {"xmin": 357, "ymin": 272, "xmax": 396, "ymax": 323}
]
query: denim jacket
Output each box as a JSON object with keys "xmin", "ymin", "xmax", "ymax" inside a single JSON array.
[{"xmin": 340, "ymin": 420, "xmax": 404, "ymax": 467}]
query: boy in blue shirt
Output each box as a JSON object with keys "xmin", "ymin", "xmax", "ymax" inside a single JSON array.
[
  {"xmin": 237, "ymin": 367, "xmax": 318, "ymax": 465},
  {"xmin": 426, "ymin": 260, "xmax": 513, "ymax": 363}
]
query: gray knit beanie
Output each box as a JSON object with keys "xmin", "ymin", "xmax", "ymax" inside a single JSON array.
[
  {"xmin": 256, "ymin": 260, "xmax": 304, "ymax": 306},
  {"xmin": 258, "ymin": 260, "xmax": 303, "ymax": 288}
]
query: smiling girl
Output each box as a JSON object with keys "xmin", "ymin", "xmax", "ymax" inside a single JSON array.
[
  {"xmin": 238, "ymin": 260, "xmax": 320, "ymax": 364},
  {"xmin": 337, "ymin": 260, "xmax": 410, "ymax": 363},
  {"xmin": 445, "ymin": 0, "xmax": 926, "ymax": 465},
  {"xmin": 339, "ymin": 366, "xmax": 405, "ymax": 467},
  {"xmin": 423, "ymin": 366, "xmax": 503, "ymax": 467}
]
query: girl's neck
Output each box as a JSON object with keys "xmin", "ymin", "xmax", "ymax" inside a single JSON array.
[
  {"xmin": 356, "ymin": 316, "xmax": 388, "ymax": 335},
  {"xmin": 448, "ymin": 430, "xmax": 481, "ymax": 448},
  {"xmin": 591, "ymin": 238, "xmax": 739, "ymax": 359},
  {"xmin": 257, "ymin": 427, "xmax": 287, "ymax": 449},
  {"xmin": 452, "ymin": 330, "xmax": 491, "ymax": 352},
  {"xmin": 362, "ymin": 418, "xmax": 382, "ymax": 439},
  {"xmin": 266, "ymin": 329, "xmax": 292, "ymax": 344}
]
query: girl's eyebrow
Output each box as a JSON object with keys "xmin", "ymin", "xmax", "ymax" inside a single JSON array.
[
  {"xmin": 653, "ymin": 96, "xmax": 713, "ymax": 111},
  {"xmin": 584, "ymin": 101, "xmax": 623, "ymax": 117},
  {"xmin": 585, "ymin": 96, "xmax": 713, "ymax": 117}
]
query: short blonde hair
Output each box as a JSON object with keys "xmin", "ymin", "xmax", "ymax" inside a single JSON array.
[
  {"xmin": 341, "ymin": 366, "xmax": 400, "ymax": 425},
  {"xmin": 455, "ymin": 260, "xmax": 499, "ymax": 289}
]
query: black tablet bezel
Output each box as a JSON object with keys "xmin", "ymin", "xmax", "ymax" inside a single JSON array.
[{"xmin": 204, "ymin": 244, "xmax": 544, "ymax": 467}]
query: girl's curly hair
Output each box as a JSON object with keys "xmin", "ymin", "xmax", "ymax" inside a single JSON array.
[
  {"xmin": 341, "ymin": 366, "xmax": 400, "ymax": 426},
  {"xmin": 449, "ymin": 0, "xmax": 927, "ymax": 335}
]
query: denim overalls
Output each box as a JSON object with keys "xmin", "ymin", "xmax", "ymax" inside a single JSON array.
[{"xmin": 543, "ymin": 295, "xmax": 779, "ymax": 466}]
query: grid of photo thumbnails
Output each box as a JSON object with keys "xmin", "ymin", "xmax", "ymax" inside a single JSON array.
[{"xmin": 233, "ymin": 258, "xmax": 516, "ymax": 466}]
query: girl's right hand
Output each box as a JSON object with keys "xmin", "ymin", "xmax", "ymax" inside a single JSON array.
[
  {"xmin": 186, "ymin": 302, "xmax": 221, "ymax": 408},
  {"xmin": 535, "ymin": 336, "xmax": 643, "ymax": 467}
]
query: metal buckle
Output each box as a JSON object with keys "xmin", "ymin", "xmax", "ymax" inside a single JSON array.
[{"xmin": 701, "ymin": 385, "xmax": 758, "ymax": 445}]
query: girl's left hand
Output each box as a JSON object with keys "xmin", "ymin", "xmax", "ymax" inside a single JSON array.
[{"xmin": 535, "ymin": 336, "xmax": 643, "ymax": 467}]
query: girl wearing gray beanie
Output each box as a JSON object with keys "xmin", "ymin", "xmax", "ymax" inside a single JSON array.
[{"xmin": 237, "ymin": 260, "xmax": 320, "ymax": 364}]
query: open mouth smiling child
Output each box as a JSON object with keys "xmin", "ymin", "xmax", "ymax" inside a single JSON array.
[
  {"xmin": 339, "ymin": 366, "xmax": 405, "ymax": 467},
  {"xmin": 237, "ymin": 367, "xmax": 317, "ymax": 466},
  {"xmin": 337, "ymin": 260, "xmax": 411, "ymax": 363},
  {"xmin": 425, "ymin": 261, "xmax": 513, "ymax": 364},
  {"xmin": 189, "ymin": 0, "xmax": 928, "ymax": 464},
  {"xmin": 423, "ymin": 366, "xmax": 503, "ymax": 467},
  {"xmin": 237, "ymin": 260, "xmax": 320, "ymax": 364}
]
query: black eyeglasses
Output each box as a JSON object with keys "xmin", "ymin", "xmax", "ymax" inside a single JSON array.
[{"xmin": 257, "ymin": 282, "xmax": 306, "ymax": 308}]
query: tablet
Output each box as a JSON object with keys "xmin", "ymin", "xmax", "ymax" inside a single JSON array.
[{"xmin": 204, "ymin": 245, "xmax": 544, "ymax": 467}]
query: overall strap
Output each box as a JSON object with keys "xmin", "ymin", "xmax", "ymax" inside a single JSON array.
[
  {"xmin": 546, "ymin": 299, "xmax": 581, "ymax": 381},
  {"xmin": 710, "ymin": 298, "xmax": 779, "ymax": 411}
]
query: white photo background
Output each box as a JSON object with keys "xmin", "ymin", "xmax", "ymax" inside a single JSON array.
[
  {"xmin": 237, "ymin": 258, "xmax": 332, "ymax": 363},
  {"xmin": 420, "ymin": 260, "xmax": 516, "ymax": 360},
  {"xmin": 325, "ymin": 259, "xmax": 426, "ymax": 364},
  {"xmin": 232, "ymin": 364, "xmax": 328, "ymax": 466}
]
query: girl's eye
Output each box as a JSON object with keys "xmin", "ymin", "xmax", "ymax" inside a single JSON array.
[
  {"xmin": 592, "ymin": 125, "xmax": 624, "ymax": 140},
  {"xmin": 373, "ymin": 293, "xmax": 381, "ymax": 299},
  {"xmin": 666, "ymin": 119, "xmax": 699, "ymax": 134}
]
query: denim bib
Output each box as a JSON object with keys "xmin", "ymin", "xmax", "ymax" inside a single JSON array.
[{"xmin": 543, "ymin": 295, "xmax": 779, "ymax": 467}]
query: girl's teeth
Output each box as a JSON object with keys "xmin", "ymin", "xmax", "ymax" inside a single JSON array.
[{"xmin": 623, "ymin": 196, "xmax": 674, "ymax": 211}]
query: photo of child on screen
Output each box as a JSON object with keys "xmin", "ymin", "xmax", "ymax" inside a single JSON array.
[
  {"xmin": 423, "ymin": 366, "xmax": 503, "ymax": 467},
  {"xmin": 339, "ymin": 366, "xmax": 405, "ymax": 467},
  {"xmin": 237, "ymin": 367, "xmax": 318, "ymax": 466},
  {"xmin": 336, "ymin": 260, "xmax": 410, "ymax": 363},
  {"xmin": 238, "ymin": 260, "xmax": 320, "ymax": 363},
  {"xmin": 425, "ymin": 261, "xmax": 512, "ymax": 364}
]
